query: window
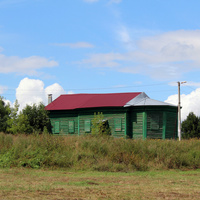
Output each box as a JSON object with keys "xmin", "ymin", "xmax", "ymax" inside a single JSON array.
[
  {"xmin": 150, "ymin": 115, "xmax": 159, "ymax": 130},
  {"xmin": 85, "ymin": 119, "xmax": 91, "ymax": 132},
  {"xmin": 147, "ymin": 113, "xmax": 160, "ymax": 131},
  {"xmin": 68, "ymin": 121, "xmax": 75, "ymax": 133},
  {"xmin": 114, "ymin": 118, "xmax": 122, "ymax": 131},
  {"xmin": 54, "ymin": 121, "xmax": 60, "ymax": 133}
]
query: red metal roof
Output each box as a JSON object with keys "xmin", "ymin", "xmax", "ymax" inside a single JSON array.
[{"xmin": 45, "ymin": 92, "xmax": 142, "ymax": 111}]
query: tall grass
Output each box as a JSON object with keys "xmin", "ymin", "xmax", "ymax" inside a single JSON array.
[{"xmin": 0, "ymin": 132, "xmax": 199, "ymax": 171}]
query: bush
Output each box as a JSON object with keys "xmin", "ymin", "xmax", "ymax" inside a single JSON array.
[{"xmin": 91, "ymin": 112, "xmax": 111, "ymax": 136}]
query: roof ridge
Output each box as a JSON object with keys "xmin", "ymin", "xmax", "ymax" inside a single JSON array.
[{"xmin": 61, "ymin": 92, "xmax": 142, "ymax": 95}]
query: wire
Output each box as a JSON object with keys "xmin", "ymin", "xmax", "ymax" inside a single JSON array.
[
  {"xmin": 0, "ymin": 81, "xmax": 185, "ymax": 96},
  {"xmin": 3, "ymin": 82, "xmax": 169, "ymax": 92},
  {"xmin": 184, "ymin": 85, "xmax": 197, "ymax": 91}
]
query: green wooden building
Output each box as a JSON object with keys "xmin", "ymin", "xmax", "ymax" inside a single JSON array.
[{"xmin": 45, "ymin": 92, "xmax": 178, "ymax": 139}]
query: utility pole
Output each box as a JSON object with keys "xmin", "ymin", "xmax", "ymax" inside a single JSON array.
[{"xmin": 177, "ymin": 81, "xmax": 186, "ymax": 141}]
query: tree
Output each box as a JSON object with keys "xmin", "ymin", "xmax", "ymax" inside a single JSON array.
[
  {"xmin": 182, "ymin": 112, "xmax": 200, "ymax": 139},
  {"xmin": 91, "ymin": 112, "xmax": 111, "ymax": 136},
  {"xmin": 21, "ymin": 103, "xmax": 51, "ymax": 134},
  {"xmin": 6, "ymin": 100, "xmax": 34, "ymax": 134},
  {"xmin": 2, "ymin": 99, "xmax": 51, "ymax": 134},
  {"xmin": 0, "ymin": 96, "xmax": 11, "ymax": 132},
  {"xmin": 7, "ymin": 100, "xmax": 20, "ymax": 134},
  {"xmin": 15, "ymin": 113, "xmax": 33, "ymax": 134}
]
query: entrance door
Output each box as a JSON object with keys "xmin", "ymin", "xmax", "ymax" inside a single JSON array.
[{"xmin": 131, "ymin": 112, "xmax": 144, "ymax": 139}]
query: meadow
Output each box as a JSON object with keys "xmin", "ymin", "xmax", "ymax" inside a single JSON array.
[
  {"xmin": 0, "ymin": 168, "xmax": 200, "ymax": 199},
  {"xmin": 0, "ymin": 133, "xmax": 200, "ymax": 199},
  {"xmin": 0, "ymin": 133, "xmax": 200, "ymax": 171}
]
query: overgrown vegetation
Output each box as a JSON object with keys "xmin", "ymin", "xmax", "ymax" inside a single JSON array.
[
  {"xmin": 0, "ymin": 133, "xmax": 199, "ymax": 171},
  {"xmin": 0, "ymin": 97, "xmax": 51, "ymax": 134},
  {"xmin": 91, "ymin": 112, "xmax": 111, "ymax": 136}
]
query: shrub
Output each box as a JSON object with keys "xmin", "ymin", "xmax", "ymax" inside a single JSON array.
[{"xmin": 91, "ymin": 112, "xmax": 111, "ymax": 136}]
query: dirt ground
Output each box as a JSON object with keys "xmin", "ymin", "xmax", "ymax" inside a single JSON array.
[{"xmin": 0, "ymin": 168, "xmax": 200, "ymax": 199}]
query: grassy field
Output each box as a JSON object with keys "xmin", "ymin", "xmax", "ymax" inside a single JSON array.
[
  {"xmin": 0, "ymin": 168, "xmax": 200, "ymax": 199},
  {"xmin": 0, "ymin": 133, "xmax": 200, "ymax": 171},
  {"xmin": 0, "ymin": 133, "xmax": 200, "ymax": 199}
]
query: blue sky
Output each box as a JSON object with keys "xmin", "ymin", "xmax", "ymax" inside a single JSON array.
[{"xmin": 1, "ymin": 0, "xmax": 200, "ymax": 119}]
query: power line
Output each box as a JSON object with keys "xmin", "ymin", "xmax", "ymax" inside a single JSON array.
[
  {"xmin": 1, "ymin": 82, "xmax": 170, "ymax": 93},
  {"xmin": 184, "ymin": 85, "xmax": 197, "ymax": 91},
  {"xmin": 1, "ymin": 81, "xmax": 189, "ymax": 97}
]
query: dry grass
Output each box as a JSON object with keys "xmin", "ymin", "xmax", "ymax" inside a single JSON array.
[{"xmin": 0, "ymin": 168, "xmax": 199, "ymax": 200}]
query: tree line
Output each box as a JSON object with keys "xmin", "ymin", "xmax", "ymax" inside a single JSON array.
[{"xmin": 0, "ymin": 96, "xmax": 51, "ymax": 134}]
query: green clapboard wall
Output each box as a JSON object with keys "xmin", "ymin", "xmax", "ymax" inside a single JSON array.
[{"xmin": 48, "ymin": 106, "xmax": 177, "ymax": 139}]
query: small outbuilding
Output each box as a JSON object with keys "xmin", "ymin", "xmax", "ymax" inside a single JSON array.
[{"xmin": 45, "ymin": 92, "xmax": 178, "ymax": 139}]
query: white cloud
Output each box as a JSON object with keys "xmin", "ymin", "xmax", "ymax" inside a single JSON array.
[
  {"xmin": 81, "ymin": 52, "xmax": 126, "ymax": 67},
  {"xmin": 117, "ymin": 26, "xmax": 135, "ymax": 50},
  {"xmin": 125, "ymin": 30, "xmax": 200, "ymax": 79},
  {"xmin": 136, "ymin": 30, "xmax": 200, "ymax": 63},
  {"xmin": 165, "ymin": 88, "xmax": 200, "ymax": 121},
  {"xmin": 16, "ymin": 77, "xmax": 67, "ymax": 110},
  {"xmin": 45, "ymin": 83, "xmax": 66, "ymax": 101},
  {"xmin": 0, "ymin": 54, "xmax": 58, "ymax": 75},
  {"xmin": 54, "ymin": 42, "xmax": 94, "ymax": 49},
  {"xmin": 80, "ymin": 29, "xmax": 200, "ymax": 80},
  {"xmin": 16, "ymin": 78, "xmax": 46, "ymax": 109}
]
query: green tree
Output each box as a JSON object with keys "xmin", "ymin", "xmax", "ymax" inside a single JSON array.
[
  {"xmin": 182, "ymin": 112, "xmax": 200, "ymax": 139},
  {"xmin": 91, "ymin": 112, "xmax": 111, "ymax": 136},
  {"xmin": 21, "ymin": 103, "xmax": 51, "ymax": 134},
  {"xmin": 6, "ymin": 100, "xmax": 34, "ymax": 134},
  {"xmin": 16, "ymin": 113, "xmax": 33, "ymax": 134},
  {"xmin": 7, "ymin": 100, "xmax": 20, "ymax": 134},
  {"xmin": 0, "ymin": 96, "xmax": 11, "ymax": 132}
]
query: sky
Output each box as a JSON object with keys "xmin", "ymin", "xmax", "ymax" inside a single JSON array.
[{"xmin": 1, "ymin": 0, "xmax": 200, "ymax": 120}]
